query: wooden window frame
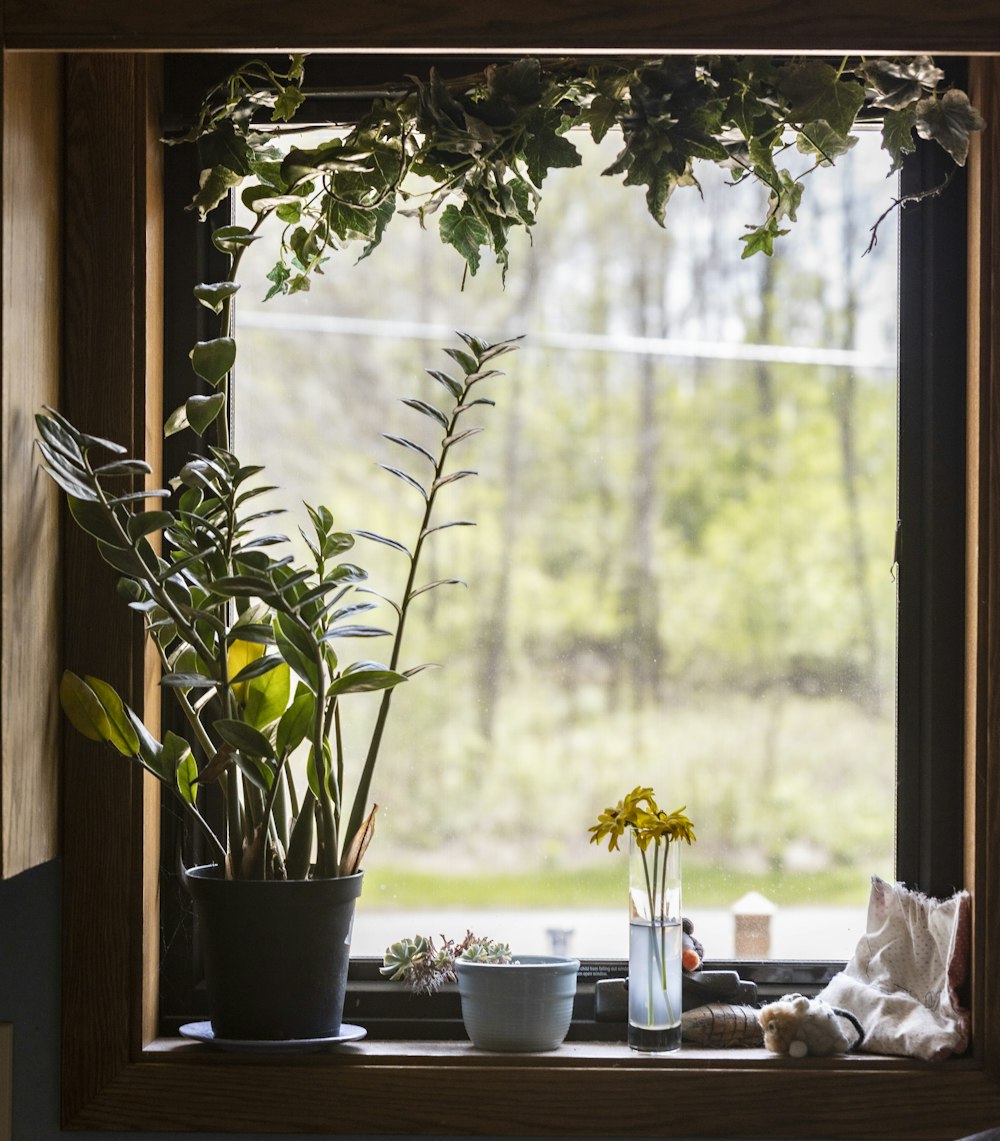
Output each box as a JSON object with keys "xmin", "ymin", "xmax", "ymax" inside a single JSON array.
[{"xmin": 31, "ymin": 5, "xmax": 1000, "ymax": 1134}]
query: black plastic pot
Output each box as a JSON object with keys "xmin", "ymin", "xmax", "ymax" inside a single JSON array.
[{"xmin": 185, "ymin": 865, "xmax": 364, "ymax": 1040}]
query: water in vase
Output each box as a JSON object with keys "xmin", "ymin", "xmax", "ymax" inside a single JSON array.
[{"xmin": 628, "ymin": 918, "xmax": 682, "ymax": 1053}]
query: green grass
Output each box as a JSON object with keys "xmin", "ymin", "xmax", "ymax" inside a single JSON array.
[{"xmin": 360, "ymin": 860, "xmax": 873, "ymax": 910}]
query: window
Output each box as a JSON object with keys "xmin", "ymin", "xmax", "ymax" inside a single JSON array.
[
  {"xmin": 231, "ymin": 125, "xmax": 905, "ymax": 966},
  {"xmin": 57, "ymin": 46, "xmax": 1000, "ymax": 1139},
  {"xmin": 160, "ymin": 56, "xmax": 962, "ymax": 988}
]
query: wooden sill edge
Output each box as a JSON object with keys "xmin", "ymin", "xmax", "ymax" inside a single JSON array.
[{"xmin": 142, "ymin": 1036, "xmax": 965, "ymax": 1068}]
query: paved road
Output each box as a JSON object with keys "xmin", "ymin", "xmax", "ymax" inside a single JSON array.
[{"xmin": 353, "ymin": 905, "xmax": 866, "ymax": 961}]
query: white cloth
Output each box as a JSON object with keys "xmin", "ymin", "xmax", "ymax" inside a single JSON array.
[{"xmin": 818, "ymin": 875, "xmax": 971, "ymax": 1061}]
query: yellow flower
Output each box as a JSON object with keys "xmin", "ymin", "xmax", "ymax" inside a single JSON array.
[
  {"xmin": 588, "ymin": 801, "xmax": 628, "ymax": 851},
  {"xmin": 589, "ymin": 789, "xmax": 696, "ymax": 852},
  {"xmin": 642, "ymin": 806, "xmax": 697, "ymax": 847}
]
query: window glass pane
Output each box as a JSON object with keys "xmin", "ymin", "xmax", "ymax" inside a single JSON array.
[{"xmin": 234, "ymin": 127, "xmax": 898, "ymax": 961}]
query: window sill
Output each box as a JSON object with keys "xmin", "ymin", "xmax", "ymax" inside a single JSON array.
[
  {"xmin": 64, "ymin": 1035, "xmax": 992, "ymax": 1136},
  {"xmin": 145, "ymin": 1035, "xmax": 932, "ymax": 1067}
]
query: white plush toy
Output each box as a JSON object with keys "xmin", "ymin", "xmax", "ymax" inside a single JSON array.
[{"xmin": 758, "ymin": 993, "xmax": 865, "ymax": 1058}]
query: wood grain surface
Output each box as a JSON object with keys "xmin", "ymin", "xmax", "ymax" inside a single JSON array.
[
  {"xmin": 1, "ymin": 0, "xmax": 998, "ymax": 53},
  {"xmin": 0, "ymin": 53, "xmax": 62, "ymax": 878}
]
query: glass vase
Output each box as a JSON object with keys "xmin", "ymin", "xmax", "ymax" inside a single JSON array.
[{"xmin": 628, "ymin": 831, "xmax": 682, "ymax": 1053}]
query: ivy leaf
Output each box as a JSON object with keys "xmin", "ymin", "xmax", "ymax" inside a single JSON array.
[
  {"xmin": 190, "ymin": 338, "xmax": 236, "ymax": 387},
  {"xmin": 193, "ymin": 281, "xmax": 241, "ymax": 314},
  {"xmin": 584, "ymin": 92, "xmax": 621, "ymax": 144},
  {"xmin": 189, "ymin": 165, "xmax": 243, "ymax": 220},
  {"xmin": 327, "ymin": 200, "xmax": 378, "ymax": 242},
  {"xmin": 263, "ymin": 261, "xmax": 291, "ymax": 301},
  {"xmin": 357, "ymin": 194, "xmax": 398, "ymax": 264},
  {"xmin": 185, "ymin": 393, "xmax": 226, "ymax": 437},
  {"xmin": 795, "ymin": 121, "xmax": 858, "ymax": 166},
  {"xmin": 439, "ymin": 204, "xmax": 489, "ymax": 276},
  {"xmin": 739, "ymin": 217, "xmax": 789, "ymax": 259},
  {"xmin": 273, "ymin": 84, "xmax": 305, "ymax": 122},
  {"xmin": 770, "ymin": 170, "xmax": 804, "ymax": 224},
  {"xmin": 859, "ymin": 56, "xmax": 945, "ymax": 111},
  {"xmin": 522, "ymin": 109, "xmax": 582, "ymax": 187},
  {"xmin": 881, "ymin": 107, "xmax": 918, "ymax": 173},
  {"xmin": 211, "ymin": 225, "xmax": 260, "ymax": 254},
  {"xmin": 915, "ymin": 89, "xmax": 986, "ymax": 166},
  {"xmin": 776, "ymin": 60, "xmax": 865, "ymax": 137},
  {"xmin": 196, "ymin": 123, "xmax": 255, "ymax": 177}
]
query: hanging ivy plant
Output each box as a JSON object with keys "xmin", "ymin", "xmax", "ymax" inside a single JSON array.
[
  {"xmin": 167, "ymin": 52, "xmax": 984, "ymax": 439},
  {"xmin": 174, "ymin": 53, "xmax": 983, "ymax": 277}
]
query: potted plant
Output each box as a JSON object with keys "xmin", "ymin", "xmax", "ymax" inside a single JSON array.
[
  {"xmin": 382, "ymin": 931, "xmax": 580, "ymax": 1051},
  {"xmin": 38, "ymin": 330, "xmax": 517, "ymax": 1043}
]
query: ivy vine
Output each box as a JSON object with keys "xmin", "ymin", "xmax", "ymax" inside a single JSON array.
[{"xmin": 169, "ymin": 53, "xmax": 984, "ymax": 439}]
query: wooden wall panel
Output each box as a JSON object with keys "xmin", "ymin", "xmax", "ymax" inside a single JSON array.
[
  {"xmin": 60, "ymin": 54, "xmax": 161, "ymax": 1115},
  {"xmin": 0, "ymin": 0, "xmax": 998, "ymax": 53},
  {"xmin": 0, "ymin": 52, "xmax": 62, "ymax": 879},
  {"xmin": 967, "ymin": 56, "xmax": 1000, "ymax": 1075}
]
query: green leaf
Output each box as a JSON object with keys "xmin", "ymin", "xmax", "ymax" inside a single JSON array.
[
  {"xmin": 193, "ymin": 281, "xmax": 241, "ymax": 314},
  {"xmin": 233, "ymin": 751, "xmax": 275, "ymax": 792},
  {"xmin": 164, "ymin": 402, "xmax": 190, "ymax": 437},
  {"xmin": 285, "ymin": 795, "xmax": 316, "ymax": 879},
  {"xmin": 739, "ymin": 217, "xmax": 789, "ymax": 258},
  {"xmin": 276, "ymin": 692, "xmax": 315, "ymax": 757},
  {"xmin": 401, "ymin": 398, "xmax": 449, "ymax": 429},
  {"xmin": 378, "ymin": 465, "xmax": 428, "ymax": 500},
  {"xmin": 424, "ymin": 370, "xmax": 463, "ymax": 400},
  {"xmin": 306, "ymin": 742, "xmax": 331, "ymax": 802},
  {"xmin": 263, "ymin": 261, "xmax": 291, "ymax": 301},
  {"xmin": 522, "ymin": 111, "xmax": 582, "ymax": 187},
  {"xmin": 59, "ymin": 671, "xmax": 113, "ymax": 744},
  {"xmin": 189, "ymin": 338, "xmax": 237, "ymax": 387},
  {"xmin": 186, "ymin": 393, "xmax": 226, "ymax": 436},
  {"xmin": 273, "ymin": 84, "xmax": 305, "ymax": 122},
  {"xmin": 160, "ymin": 730, "xmax": 198, "ymax": 806},
  {"xmin": 211, "ymin": 225, "xmax": 260, "ymax": 254},
  {"xmin": 197, "ymin": 123, "xmax": 254, "ymax": 177},
  {"xmin": 353, "ymin": 529, "xmax": 412, "ymax": 557},
  {"xmin": 124, "ymin": 708, "xmax": 169, "ymax": 780},
  {"xmin": 244, "ymin": 661, "xmax": 291, "ymax": 730},
  {"xmin": 915, "ymin": 89, "xmax": 986, "ymax": 166},
  {"xmin": 68, "ymin": 496, "xmax": 124, "ymax": 547},
  {"xmin": 230, "ymin": 653, "xmax": 284, "ymax": 685},
  {"xmin": 160, "ymin": 671, "xmax": 217, "ymax": 689},
  {"xmin": 96, "ymin": 540, "xmax": 152, "ymax": 579},
  {"xmin": 321, "ymin": 625, "xmax": 391, "ymax": 641},
  {"xmin": 776, "ymin": 60, "xmax": 865, "ymax": 136},
  {"xmin": 127, "ymin": 511, "xmax": 174, "ymax": 542},
  {"xmin": 795, "ymin": 121, "xmax": 858, "ymax": 166},
  {"xmin": 189, "ymin": 165, "xmax": 243, "ymax": 220},
  {"xmin": 274, "ymin": 613, "xmax": 320, "ymax": 693},
  {"xmin": 213, "ymin": 718, "xmax": 276, "ymax": 760},
  {"xmin": 881, "ymin": 106, "xmax": 918, "ymax": 173},
  {"xmin": 329, "ymin": 662, "xmax": 408, "ymax": 696},
  {"xmin": 84, "ymin": 675, "xmax": 141, "ymax": 757},
  {"xmin": 439, "ymin": 204, "xmax": 488, "ymax": 276}
]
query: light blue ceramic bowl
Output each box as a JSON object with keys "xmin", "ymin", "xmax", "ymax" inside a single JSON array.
[{"xmin": 455, "ymin": 954, "xmax": 580, "ymax": 1051}]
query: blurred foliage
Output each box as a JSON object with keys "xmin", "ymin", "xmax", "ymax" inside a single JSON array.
[{"xmin": 233, "ymin": 127, "xmax": 899, "ymax": 911}]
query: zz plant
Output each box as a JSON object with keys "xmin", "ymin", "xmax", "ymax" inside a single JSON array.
[{"xmin": 40, "ymin": 333, "xmax": 518, "ymax": 880}]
